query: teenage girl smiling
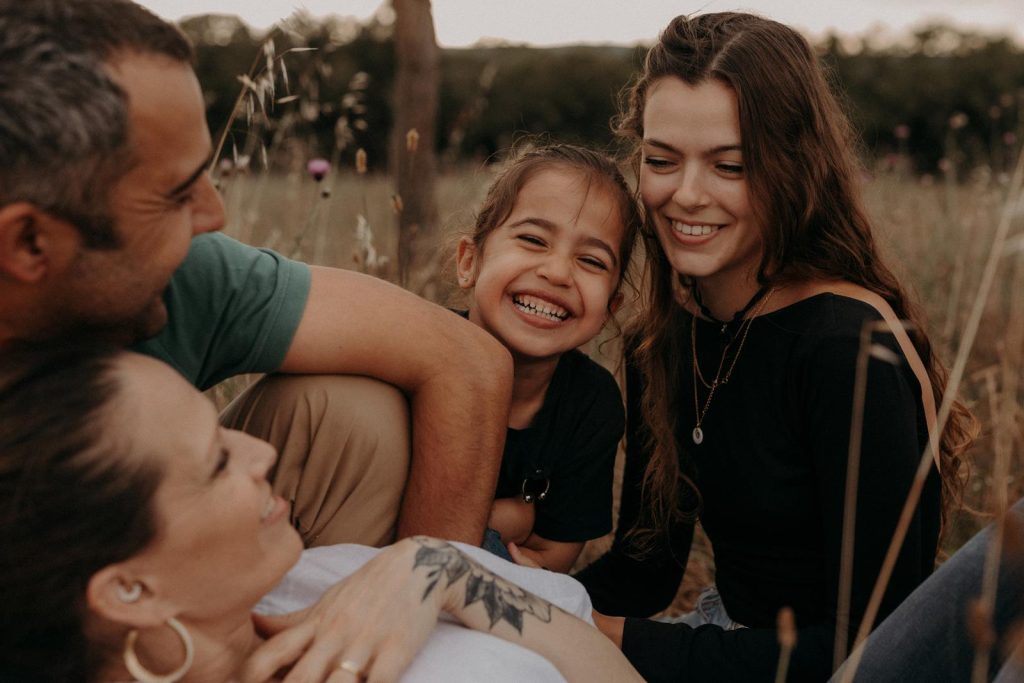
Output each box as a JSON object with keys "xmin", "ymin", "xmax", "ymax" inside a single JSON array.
[{"xmin": 576, "ymin": 13, "xmax": 975, "ymax": 681}]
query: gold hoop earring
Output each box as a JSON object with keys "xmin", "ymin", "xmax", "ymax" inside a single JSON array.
[{"xmin": 123, "ymin": 617, "xmax": 194, "ymax": 683}]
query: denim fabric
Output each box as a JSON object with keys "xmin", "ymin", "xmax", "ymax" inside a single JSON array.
[
  {"xmin": 657, "ymin": 585, "xmax": 747, "ymax": 630},
  {"xmin": 992, "ymin": 656, "xmax": 1024, "ymax": 683},
  {"xmin": 482, "ymin": 527, "xmax": 514, "ymax": 562},
  {"xmin": 831, "ymin": 497, "xmax": 1024, "ymax": 682}
]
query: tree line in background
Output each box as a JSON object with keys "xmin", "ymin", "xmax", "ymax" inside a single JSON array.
[{"xmin": 182, "ymin": 11, "xmax": 1024, "ymax": 177}]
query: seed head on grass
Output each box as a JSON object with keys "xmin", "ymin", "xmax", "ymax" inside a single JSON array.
[
  {"xmin": 967, "ymin": 598, "xmax": 996, "ymax": 652},
  {"xmin": 775, "ymin": 606, "xmax": 796, "ymax": 683},
  {"xmin": 352, "ymin": 214, "xmax": 389, "ymax": 276},
  {"xmin": 777, "ymin": 606, "xmax": 796, "ymax": 649}
]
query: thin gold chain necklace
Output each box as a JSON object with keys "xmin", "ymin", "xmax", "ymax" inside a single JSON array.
[
  {"xmin": 693, "ymin": 284, "xmax": 771, "ymax": 389},
  {"xmin": 691, "ymin": 288, "xmax": 775, "ymax": 445}
]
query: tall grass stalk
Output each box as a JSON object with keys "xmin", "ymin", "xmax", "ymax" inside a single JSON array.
[
  {"xmin": 211, "ymin": 41, "xmax": 272, "ymax": 172},
  {"xmin": 834, "ymin": 322, "xmax": 904, "ymax": 668},
  {"xmin": 839, "ymin": 145, "xmax": 1024, "ymax": 683},
  {"xmin": 971, "ymin": 245, "xmax": 1024, "ymax": 680},
  {"xmin": 941, "ymin": 149, "xmax": 966, "ymax": 342},
  {"xmin": 833, "ymin": 323, "xmax": 872, "ymax": 668},
  {"xmin": 970, "ymin": 372, "xmax": 1005, "ymax": 682},
  {"xmin": 209, "ymin": 39, "xmax": 317, "ymax": 173},
  {"xmin": 288, "ymin": 186, "xmax": 326, "ymax": 258}
]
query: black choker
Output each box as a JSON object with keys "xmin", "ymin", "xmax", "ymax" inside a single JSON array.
[{"xmin": 693, "ymin": 284, "xmax": 771, "ymax": 334}]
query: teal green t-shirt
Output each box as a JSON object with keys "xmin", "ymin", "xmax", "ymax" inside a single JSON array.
[{"xmin": 133, "ymin": 233, "xmax": 312, "ymax": 391}]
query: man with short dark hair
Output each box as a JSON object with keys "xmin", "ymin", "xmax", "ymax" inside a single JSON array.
[{"xmin": 0, "ymin": 0, "xmax": 511, "ymax": 546}]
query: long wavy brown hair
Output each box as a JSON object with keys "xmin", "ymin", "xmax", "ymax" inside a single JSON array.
[{"xmin": 621, "ymin": 12, "xmax": 975, "ymax": 548}]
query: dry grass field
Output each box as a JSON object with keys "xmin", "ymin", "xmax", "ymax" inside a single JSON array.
[{"xmin": 210, "ymin": 159, "xmax": 1024, "ymax": 615}]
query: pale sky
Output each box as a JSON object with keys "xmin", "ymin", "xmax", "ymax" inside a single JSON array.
[{"xmin": 137, "ymin": 0, "xmax": 1023, "ymax": 46}]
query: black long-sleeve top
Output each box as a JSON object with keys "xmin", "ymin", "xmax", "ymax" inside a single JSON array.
[{"xmin": 576, "ymin": 294, "xmax": 942, "ymax": 682}]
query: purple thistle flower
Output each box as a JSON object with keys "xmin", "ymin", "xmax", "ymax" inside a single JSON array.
[{"xmin": 306, "ymin": 158, "xmax": 330, "ymax": 182}]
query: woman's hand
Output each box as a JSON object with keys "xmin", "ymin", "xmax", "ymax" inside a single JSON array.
[
  {"xmin": 507, "ymin": 541, "xmax": 543, "ymax": 569},
  {"xmin": 240, "ymin": 537, "xmax": 641, "ymax": 682},
  {"xmin": 508, "ymin": 535, "xmax": 584, "ymax": 573},
  {"xmin": 239, "ymin": 537, "xmax": 443, "ymax": 683}
]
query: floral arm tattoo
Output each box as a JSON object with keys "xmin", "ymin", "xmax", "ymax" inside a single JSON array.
[{"xmin": 412, "ymin": 537, "xmax": 554, "ymax": 635}]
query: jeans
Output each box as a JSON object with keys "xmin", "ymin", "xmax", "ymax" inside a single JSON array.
[
  {"xmin": 831, "ymin": 497, "xmax": 1024, "ymax": 682},
  {"xmin": 657, "ymin": 585, "xmax": 747, "ymax": 630},
  {"xmin": 482, "ymin": 527, "xmax": 514, "ymax": 561}
]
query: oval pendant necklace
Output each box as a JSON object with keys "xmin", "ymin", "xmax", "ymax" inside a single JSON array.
[{"xmin": 691, "ymin": 287, "xmax": 775, "ymax": 445}]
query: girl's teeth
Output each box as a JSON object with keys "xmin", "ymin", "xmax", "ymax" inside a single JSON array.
[
  {"xmin": 261, "ymin": 498, "xmax": 274, "ymax": 520},
  {"xmin": 513, "ymin": 295, "xmax": 569, "ymax": 321},
  {"xmin": 672, "ymin": 222, "xmax": 720, "ymax": 236}
]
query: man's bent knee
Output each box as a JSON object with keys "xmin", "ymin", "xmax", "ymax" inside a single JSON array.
[{"xmin": 221, "ymin": 374, "xmax": 411, "ymax": 547}]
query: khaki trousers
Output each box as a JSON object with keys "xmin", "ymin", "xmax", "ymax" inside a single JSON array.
[{"xmin": 220, "ymin": 374, "xmax": 410, "ymax": 548}]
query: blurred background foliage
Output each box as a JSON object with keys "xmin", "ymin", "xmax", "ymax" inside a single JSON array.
[{"xmin": 181, "ymin": 11, "xmax": 1023, "ymax": 176}]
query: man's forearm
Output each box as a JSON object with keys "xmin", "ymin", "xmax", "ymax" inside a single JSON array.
[
  {"xmin": 278, "ymin": 267, "xmax": 512, "ymax": 543},
  {"xmin": 396, "ymin": 337, "xmax": 512, "ymax": 543}
]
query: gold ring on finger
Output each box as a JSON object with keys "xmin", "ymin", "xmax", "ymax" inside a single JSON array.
[{"xmin": 337, "ymin": 659, "xmax": 366, "ymax": 680}]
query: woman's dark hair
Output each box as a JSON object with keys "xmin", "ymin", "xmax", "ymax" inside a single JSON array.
[
  {"xmin": 620, "ymin": 12, "xmax": 975, "ymax": 547},
  {"xmin": 0, "ymin": 346, "xmax": 162, "ymax": 682}
]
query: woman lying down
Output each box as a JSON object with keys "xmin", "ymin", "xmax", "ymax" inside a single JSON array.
[{"xmin": 0, "ymin": 347, "xmax": 640, "ymax": 683}]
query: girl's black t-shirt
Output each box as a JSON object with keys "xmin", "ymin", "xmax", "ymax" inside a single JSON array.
[
  {"xmin": 496, "ymin": 347, "xmax": 624, "ymax": 543},
  {"xmin": 450, "ymin": 309, "xmax": 624, "ymax": 543}
]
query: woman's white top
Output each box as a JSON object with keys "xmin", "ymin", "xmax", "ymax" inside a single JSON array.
[{"xmin": 255, "ymin": 542, "xmax": 594, "ymax": 682}]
